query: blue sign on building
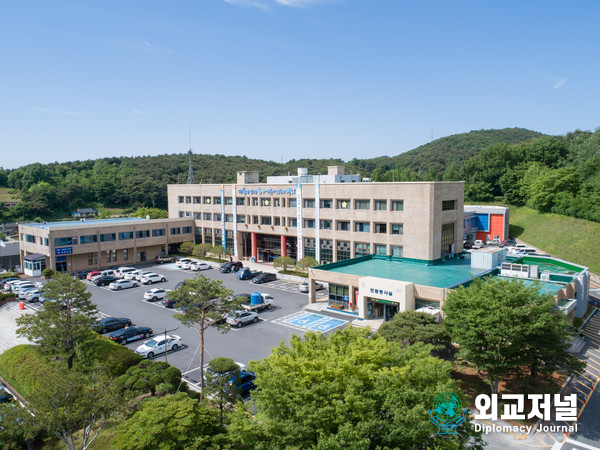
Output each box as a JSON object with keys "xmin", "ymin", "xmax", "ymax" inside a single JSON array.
[{"xmin": 55, "ymin": 247, "xmax": 73, "ymax": 255}]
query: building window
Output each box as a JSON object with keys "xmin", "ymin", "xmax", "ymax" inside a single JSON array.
[
  {"xmin": 274, "ymin": 217, "xmax": 281, "ymax": 226},
  {"xmin": 354, "ymin": 242, "xmax": 370, "ymax": 257},
  {"xmin": 441, "ymin": 223, "xmax": 455, "ymax": 257},
  {"xmin": 320, "ymin": 239, "xmax": 333, "ymax": 263},
  {"xmin": 274, "ymin": 198, "xmax": 281, "ymax": 207},
  {"xmin": 391, "ymin": 245, "xmax": 403, "ymax": 257},
  {"xmin": 203, "ymin": 213, "xmax": 212, "ymax": 220},
  {"xmin": 329, "ymin": 284, "xmax": 349, "ymax": 307},
  {"xmin": 391, "ymin": 200, "xmax": 404, "ymax": 211},
  {"xmin": 44, "ymin": 238, "xmax": 49, "ymax": 246},
  {"xmin": 26, "ymin": 235, "xmax": 36, "ymax": 243},
  {"xmin": 252, "ymin": 198, "xmax": 259, "ymax": 206},
  {"xmin": 391, "ymin": 224, "xmax": 403, "ymax": 235},
  {"xmin": 99, "ymin": 233, "xmax": 116, "ymax": 242},
  {"xmin": 178, "ymin": 196, "xmax": 184, "ymax": 204},
  {"xmin": 375, "ymin": 244, "xmax": 387, "ymax": 255},
  {"xmin": 337, "ymin": 199, "xmax": 350, "ymax": 209},
  {"xmin": 203, "ymin": 197, "xmax": 212, "ymax": 204},
  {"xmin": 320, "ymin": 199, "xmax": 332, "ymax": 209},
  {"xmin": 225, "ymin": 214, "xmax": 233, "ymax": 223},
  {"xmin": 237, "ymin": 197, "xmax": 245, "ymax": 206},
  {"xmin": 261, "ymin": 216, "xmax": 272, "ymax": 226},
  {"xmin": 288, "ymin": 218, "xmax": 297, "ymax": 227},
  {"xmin": 185, "ymin": 196, "xmax": 191, "ymax": 204},
  {"xmin": 374, "ymin": 223, "xmax": 387, "ymax": 233},
  {"xmin": 193, "ymin": 196, "xmax": 201, "ymax": 204},
  {"xmin": 123, "ymin": 249, "xmax": 128, "ymax": 261},
  {"xmin": 304, "ymin": 238, "xmax": 316, "ymax": 259},
  {"xmin": 203, "ymin": 228, "xmax": 213, "ymax": 245},
  {"xmin": 213, "ymin": 197, "xmax": 222, "ymax": 205},
  {"xmin": 320, "ymin": 220, "xmax": 332, "ymax": 230},
  {"xmin": 288, "ymin": 199, "xmax": 297, "ymax": 208},
  {"xmin": 304, "ymin": 199, "xmax": 315, "ymax": 208},
  {"xmin": 336, "ymin": 241, "xmax": 351, "ymax": 261},
  {"xmin": 304, "ymin": 219, "xmax": 315, "ymax": 229},
  {"xmin": 237, "ymin": 215, "xmax": 246, "ymax": 223},
  {"xmin": 183, "ymin": 226, "xmax": 192, "ymax": 234},
  {"xmin": 136, "ymin": 230, "xmax": 150, "ymax": 238},
  {"xmin": 179, "ymin": 211, "xmax": 184, "ymax": 218},
  {"xmin": 225, "ymin": 197, "xmax": 233, "ymax": 205},
  {"xmin": 185, "ymin": 212, "xmax": 191, "ymax": 217},
  {"xmin": 118, "ymin": 232, "xmax": 133, "ymax": 240},
  {"xmin": 354, "ymin": 200, "xmax": 370, "ymax": 210},
  {"xmin": 107, "ymin": 251, "xmax": 111, "ymax": 263},
  {"xmin": 170, "ymin": 227, "xmax": 181, "ymax": 235},
  {"xmin": 261, "ymin": 198, "xmax": 271, "ymax": 207},
  {"xmin": 374, "ymin": 200, "xmax": 387, "ymax": 211},
  {"xmin": 194, "ymin": 212, "xmax": 201, "ymax": 219},
  {"xmin": 336, "ymin": 221, "xmax": 350, "ymax": 231},
  {"xmin": 80, "ymin": 235, "xmax": 97, "ymax": 244},
  {"xmin": 442, "ymin": 200, "xmax": 456, "ymax": 211},
  {"xmin": 354, "ymin": 222, "xmax": 370, "ymax": 233},
  {"xmin": 54, "ymin": 237, "xmax": 76, "ymax": 246},
  {"xmin": 151, "ymin": 229, "xmax": 165, "ymax": 237},
  {"xmin": 214, "ymin": 213, "xmax": 221, "ymax": 222},
  {"xmin": 112, "ymin": 249, "xmax": 117, "ymax": 261},
  {"xmin": 88, "ymin": 253, "xmax": 93, "ymax": 265}
]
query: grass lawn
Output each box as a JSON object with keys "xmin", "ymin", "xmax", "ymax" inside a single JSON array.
[
  {"xmin": 508, "ymin": 206, "xmax": 600, "ymax": 274},
  {"xmin": 0, "ymin": 186, "xmax": 18, "ymax": 202}
]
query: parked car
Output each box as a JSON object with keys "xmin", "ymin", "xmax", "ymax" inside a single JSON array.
[
  {"xmin": 90, "ymin": 270, "xmax": 117, "ymax": 281},
  {"xmin": 236, "ymin": 268, "xmax": 262, "ymax": 280},
  {"xmin": 175, "ymin": 281, "xmax": 187, "ymax": 290},
  {"xmin": 12, "ymin": 282, "xmax": 37, "ymax": 296},
  {"xmin": 140, "ymin": 273, "xmax": 167, "ymax": 285},
  {"xmin": 226, "ymin": 310, "xmax": 259, "ymax": 328},
  {"xmin": 162, "ymin": 298, "xmax": 180, "ymax": 309},
  {"xmin": 144, "ymin": 288, "xmax": 168, "ymax": 302},
  {"xmin": 17, "ymin": 287, "xmax": 38, "ymax": 299},
  {"xmin": 94, "ymin": 275, "xmax": 118, "ymax": 286},
  {"xmin": 109, "ymin": 279, "xmax": 138, "ymax": 290},
  {"xmin": 176, "ymin": 258, "xmax": 193, "ymax": 268},
  {"xmin": 136, "ymin": 335, "xmax": 182, "ymax": 358},
  {"xmin": 299, "ymin": 281, "xmax": 325, "ymax": 293},
  {"xmin": 180, "ymin": 261, "xmax": 195, "ymax": 270},
  {"xmin": 220, "ymin": 261, "xmax": 244, "ymax": 273},
  {"xmin": 231, "ymin": 370, "xmax": 257, "ymax": 396},
  {"xmin": 463, "ymin": 241, "xmax": 473, "ymax": 250},
  {"xmin": 252, "ymin": 273, "xmax": 277, "ymax": 284},
  {"xmin": 472, "ymin": 240, "xmax": 485, "ymax": 249},
  {"xmin": 131, "ymin": 270, "xmax": 154, "ymax": 281},
  {"xmin": 190, "ymin": 262, "xmax": 211, "ymax": 271},
  {"xmin": 93, "ymin": 317, "xmax": 132, "ymax": 334},
  {"xmin": 155, "ymin": 255, "xmax": 176, "ymax": 264},
  {"xmin": 109, "ymin": 326, "xmax": 153, "ymax": 344},
  {"xmin": 115, "ymin": 267, "xmax": 136, "ymax": 278},
  {"xmin": 500, "ymin": 239, "xmax": 517, "ymax": 247},
  {"xmin": 24, "ymin": 288, "xmax": 42, "ymax": 302},
  {"xmin": 73, "ymin": 270, "xmax": 93, "ymax": 279},
  {"xmin": 86, "ymin": 271, "xmax": 101, "ymax": 280},
  {"xmin": 241, "ymin": 293, "xmax": 274, "ymax": 312}
]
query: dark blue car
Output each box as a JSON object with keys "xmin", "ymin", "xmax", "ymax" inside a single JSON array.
[
  {"xmin": 109, "ymin": 326, "xmax": 153, "ymax": 344},
  {"xmin": 236, "ymin": 268, "xmax": 263, "ymax": 280},
  {"xmin": 230, "ymin": 370, "xmax": 257, "ymax": 396}
]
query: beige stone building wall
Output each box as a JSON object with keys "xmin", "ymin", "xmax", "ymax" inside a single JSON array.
[
  {"xmin": 168, "ymin": 181, "xmax": 464, "ymax": 262},
  {"xmin": 19, "ymin": 218, "xmax": 195, "ymax": 272}
]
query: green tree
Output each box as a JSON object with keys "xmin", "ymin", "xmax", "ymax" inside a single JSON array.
[
  {"xmin": 378, "ymin": 311, "xmax": 455, "ymax": 359},
  {"xmin": 16, "ymin": 273, "xmax": 97, "ymax": 369},
  {"xmin": 443, "ymin": 277, "xmax": 583, "ymax": 394},
  {"xmin": 167, "ymin": 275, "xmax": 241, "ymax": 400},
  {"xmin": 193, "ymin": 243, "xmax": 213, "ymax": 258},
  {"xmin": 112, "ymin": 393, "xmax": 224, "ymax": 450},
  {"xmin": 116, "ymin": 360, "xmax": 184, "ymax": 396},
  {"xmin": 273, "ymin": 256, "xmax": 295, "ymax": 271},
  {"xmin": 230, "ymin": 327, "xmax": 483, "ymax": 449},
  {"xmin": 130, "ymin": 207, "xmax": 168, "ymax": 219},
  {"xmin": 212, "ymin": 245, "xmax": 226, "ymax": 261},
  {"xmin": 296, "ymin": 256, "xmax": 317, "ymax": 272},
  {"xmin": 205, "ymin": 357, "xmax": 240, "ymax": 425},
  {"xmin": 179, "ymin": 241, "xmax": 195, "ymax": 255}
]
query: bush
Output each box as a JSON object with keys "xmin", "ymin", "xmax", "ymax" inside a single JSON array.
[
  {"xmin": 0, "ymin": 345, "xmax": 54, "ymax": 399},
  {"xmin": 0, "ymin": 292, "xmax": 16, "ymax": 301},
  {"xmin": 75, "ymin": 335, "xmax": 143, "ymax": 377},
  {"xmin": 41, "ymin": 268, "xmax": 53, "ymax": 277},
  {"xmin": 116, "ymin": 360, "xmax": 184, "ymax": 396}
]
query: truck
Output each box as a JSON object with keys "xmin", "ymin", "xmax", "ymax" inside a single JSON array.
[
  {"xmin": 236, "ymin": 268, "xmax": 263, "ymax": 280},
  {"xmin": 241, "ymin": 292, "xmax": 274, "ymax": 312}
]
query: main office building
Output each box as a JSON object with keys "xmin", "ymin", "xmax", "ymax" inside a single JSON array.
[{"xmin": 168, "ymin": 166, "xmax": 465, "ymax": 265}]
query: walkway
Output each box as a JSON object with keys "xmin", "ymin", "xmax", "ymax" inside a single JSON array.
[{"xmin": 0, "ymin": 301, "xmax": 34, "ymax": 355}]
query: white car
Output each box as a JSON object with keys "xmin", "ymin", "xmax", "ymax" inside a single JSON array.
[
  {"xmin": 115, "ymin": 267, "xmax": 136, "ymax": 278},
  {"xmin": 129, "ymin": 270, "xmax": 153, "ymax": 281},
  {"xmin": 12, "ymin": 283, "xmax": 37, "ymax": 296},
  {"xmin": 180, "ymin": 261, "xmax": 194, "ymax": 270},
  {"xmin": 144, "ymin": 288, "xmax": 168, "ymax": 302},
  {"xmin": 25, "ymin": 289, "xmax": 42, "ymax": 302},
  {"xmin": 226, "ymin": 310, "xmax": 259, "ymax": 328},
  {"xmin": 109, "ymin": 279, "xmax": 138, "ymax": 291},
  {"xmin": 299, "ymin": 281, "xmax": 325, "ymax": 293},
  {"xmin": 136, "ymin": 335, "xmax": 182, "ymax": 358},
  {"xmin": 140, "ymin": 273, "xmax": 166, "ymax": 285},
  {"xmin": 176, "ymin": 258, "xmax": 193, "ymax": 268},
  {"xmin": 90, "ymin": 270, "xmax": 117, "ymax": 281},
  {"xmin": 190, "ymin": 262, "xmax": 211, "ymax": 271}
]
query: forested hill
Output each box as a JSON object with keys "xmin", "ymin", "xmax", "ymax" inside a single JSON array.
[{"xmin": 351, "ymin": 128, "xmax": 545, "ymax": 175}]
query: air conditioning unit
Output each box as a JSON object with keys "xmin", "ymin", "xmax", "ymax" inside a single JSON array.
[{"xmin": 540, "ymin": 273, "xmax": 550, "ymax": 282}]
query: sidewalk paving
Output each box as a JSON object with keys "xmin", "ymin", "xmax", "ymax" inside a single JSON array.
[{"xmin": 0, "ymin": 301, "xmax": 34, "ymax": 355}]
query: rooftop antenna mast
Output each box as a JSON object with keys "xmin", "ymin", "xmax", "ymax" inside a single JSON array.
[{"xmin": 187, "ymin": 118, "xmax": 195, "ymax": 184}]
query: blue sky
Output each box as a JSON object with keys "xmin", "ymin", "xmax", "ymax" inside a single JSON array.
[{"xmin": 1, "ymin": 0, "xmax": 598, "ymax": 170}]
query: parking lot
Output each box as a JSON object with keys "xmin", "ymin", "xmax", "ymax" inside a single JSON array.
[{"xmin": 33, "ymin": 262, "xmax": 348, "ymax": 379}]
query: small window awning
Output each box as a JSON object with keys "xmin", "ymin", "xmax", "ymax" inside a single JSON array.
[{"xmin": 24, "ymin": 253, "xmax": 46, "ymax": 261}]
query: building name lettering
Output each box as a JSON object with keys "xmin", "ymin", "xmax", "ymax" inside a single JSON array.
[
  {"xmin": 238, "ymin": 187, "xmax": 296, "ymax": 196},
  {"xmin": 370, "ymin": 288, "xmax": 393, "ymax": 297}
]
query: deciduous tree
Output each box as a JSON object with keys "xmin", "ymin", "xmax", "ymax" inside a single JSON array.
[{"xmin": 273, "ymin": 256, "xmax": 295, "ymax": 271}]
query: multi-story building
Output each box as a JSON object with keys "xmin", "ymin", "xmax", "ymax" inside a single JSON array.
[
  {"xmin": 168, "ymin": 166, "xmax": 465, "ymax": 264},
  {"xmin": 18, "ymin": 217, "xmax": 194, "ymax": 276}
]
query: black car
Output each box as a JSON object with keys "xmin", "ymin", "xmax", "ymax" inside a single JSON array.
[
  {"xmin": 162, "ymin": 298, "xmax": 180, "ymax": 309},
  {"xmin": 220, "ymin": 261, "xmax": 244, "ymax": 273},
  {"xmin": 95, "ymin": 275, "xmax": 118, "ymax": 286},
  {"xmin": 94, "ymin": 317, "xmax": 133, "ymax": 334},
  {"xmin": 73, "ymin": 270, "xmax": 93, "ymax": 279},
  {"xmin": 109, "ymin": 326, "xmax": 153, "ymax": 344},
  {"xmin": 252, "ymin": 273, "xmax": 277, "ymax": 284}
]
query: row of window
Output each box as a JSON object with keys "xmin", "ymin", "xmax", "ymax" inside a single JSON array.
[
  {"xmin": 178, "ymin": 196, "xmax": 405, "ymax": 211},
  {"xmin": 87, "ymin": 249, "xmax": 129, "ymax": 265}
]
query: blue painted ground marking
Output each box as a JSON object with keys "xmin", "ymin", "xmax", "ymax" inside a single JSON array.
[{"xmin": 284, "ymin": 312, "xmax": 347, "ymax": 332}]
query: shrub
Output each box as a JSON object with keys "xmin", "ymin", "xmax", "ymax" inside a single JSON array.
[
  {"xmin": 116, "ymin": 360, "xmax": 183, "ymax": 396},
  {"xmin": 75, "ymin": 335, "xmax": 143, "ymax": 377},
  {"xmin": 41, "ymin": 268, "xmax": 53, "ymax": 277},
  {"xmin": 0, "ymin": 345, "xmax": 54, "ymax": 399}
]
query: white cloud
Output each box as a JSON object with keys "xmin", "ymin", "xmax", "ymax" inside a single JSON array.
[
  {"xmin": 222, "ymin": 0, "xmax": 270, "ymax": 10},
  {"xmin": 223, "ymin": 0, "xmax": 339, "ymax": 9},
  {"xmin": 553, "ymin": 77, "xmax": 566, "ymax": 89},
  {"xmin": 34, "ymin": 107, "xmax": 84, "ymax": 116}
]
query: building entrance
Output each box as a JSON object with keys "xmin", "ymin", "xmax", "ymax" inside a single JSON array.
[{"xmin": 366, "ymin": 298, "xmax": 399, "ymax": 321}]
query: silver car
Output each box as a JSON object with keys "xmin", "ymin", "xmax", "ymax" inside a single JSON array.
[
  {"xmin": 108, "ymin": 279, "xmax": 138, "ymax": 290},
  {"xmin": 226, "ymin": 310, "xmax": 259, "ymax": 328}
]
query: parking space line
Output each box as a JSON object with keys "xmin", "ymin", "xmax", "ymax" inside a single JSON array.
[
  {"xmin": 573, "ymin": 385, "xmax": 589, "ymax": 398},
  {"xmin": 575, "ymin": 371, "xmax": 595, "ymax": 383}
]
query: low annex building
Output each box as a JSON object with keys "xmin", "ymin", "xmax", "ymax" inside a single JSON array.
[{"xmin": 18, "ymin": 217, "xmax": 194, "ymax": 275}]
